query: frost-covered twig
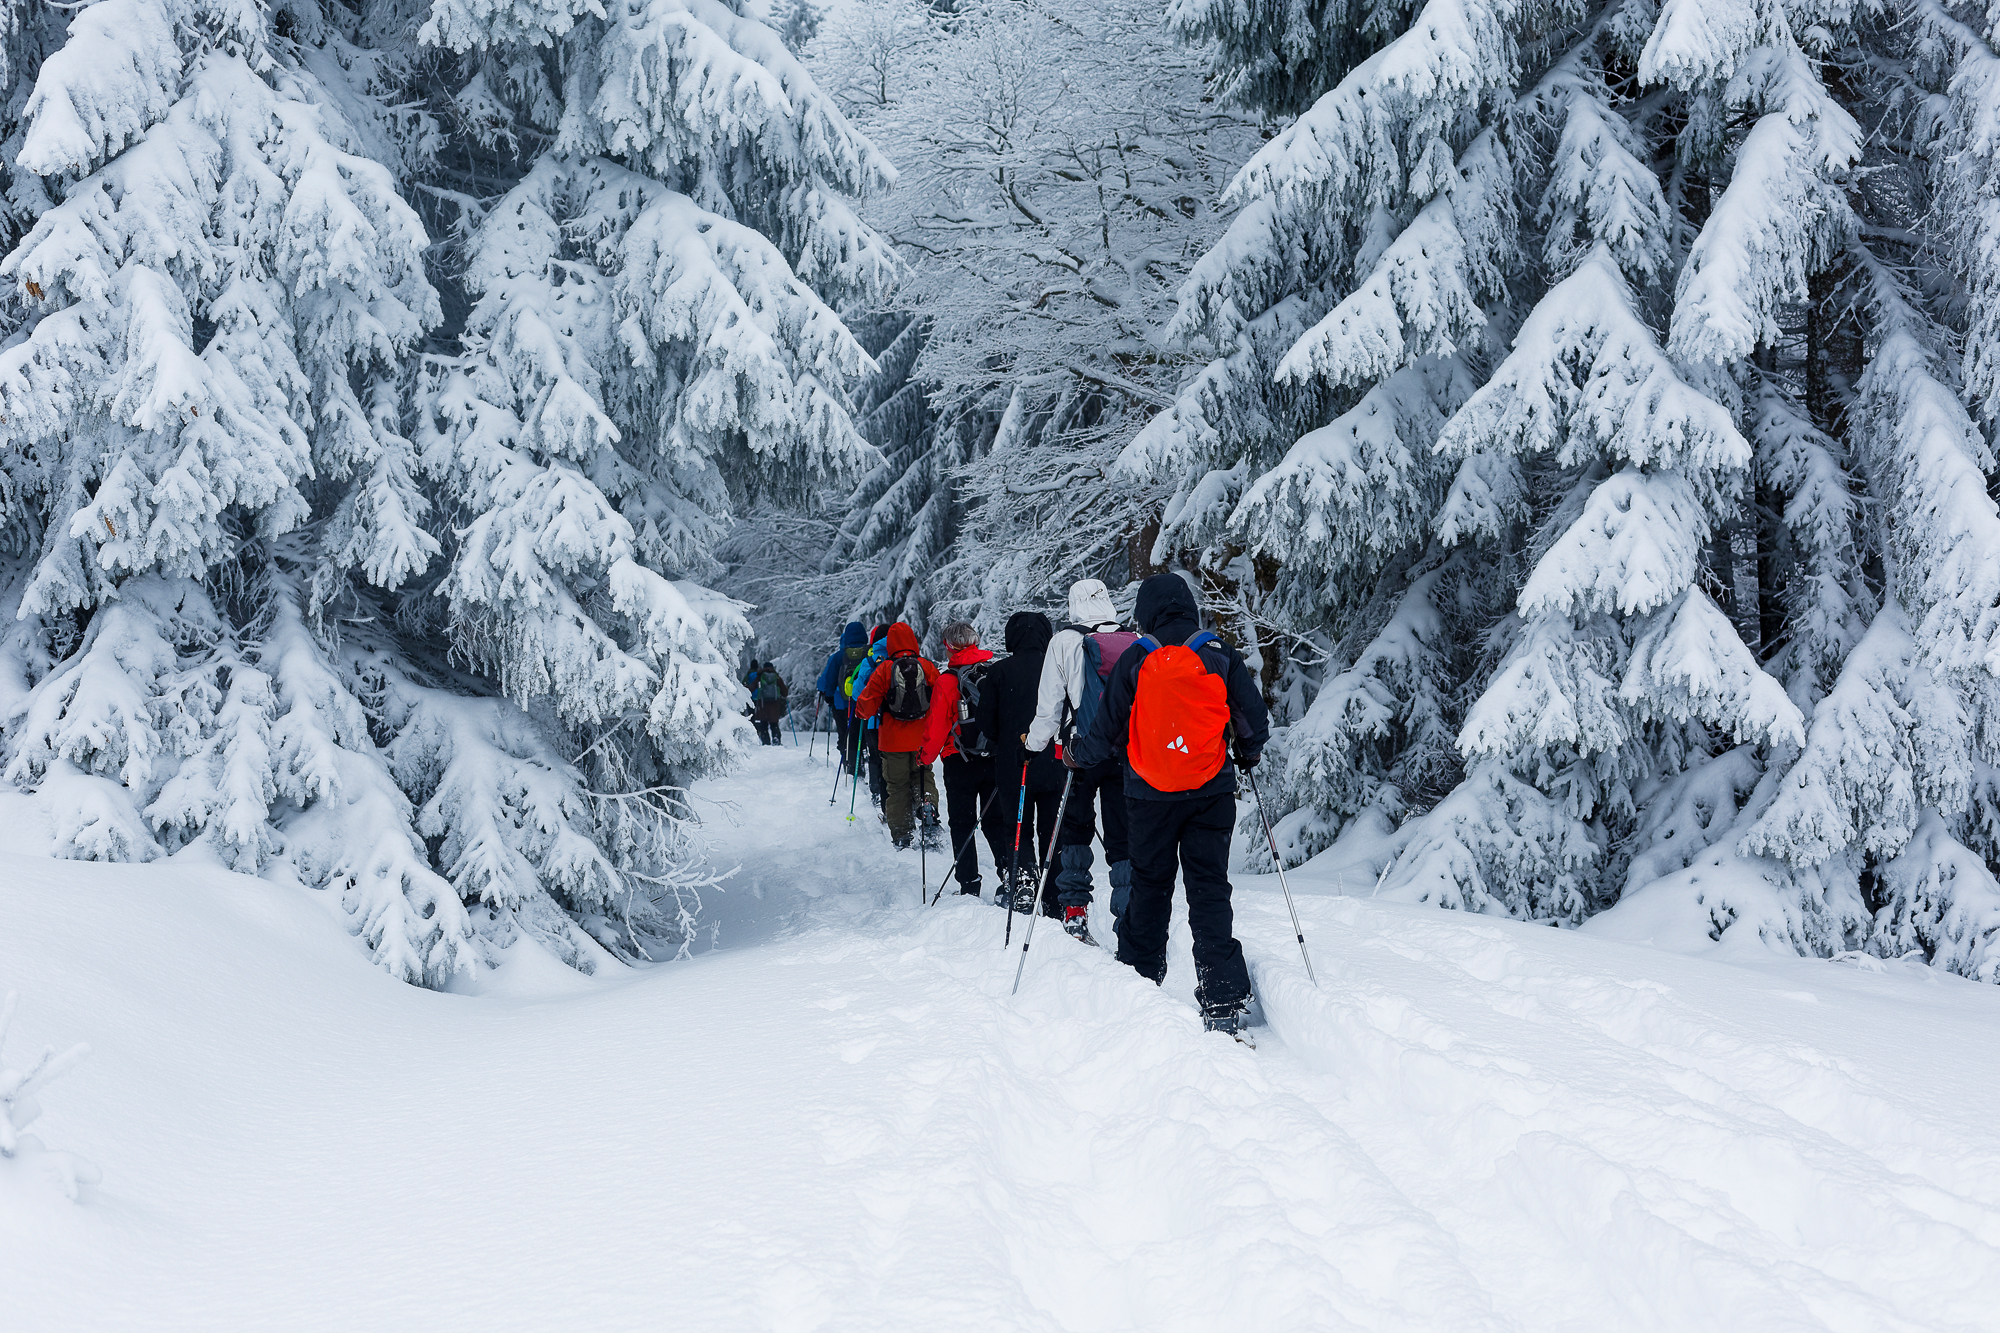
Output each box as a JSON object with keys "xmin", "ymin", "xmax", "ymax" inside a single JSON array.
[{"xmin": 0, "ymin": 991, "xmax": 98, "ymax": 1201}]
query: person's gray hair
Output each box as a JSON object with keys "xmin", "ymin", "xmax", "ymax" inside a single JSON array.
[{"xmin": 941, "ymin": 621, "xmax": 980, "ymax": 648}]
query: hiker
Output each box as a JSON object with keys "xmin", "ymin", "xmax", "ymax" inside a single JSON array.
[
  {"xmin": 749, "ymin": 661, "xmax": 788, "ymax": 745},
  {"xmin": 849, "ymin": 626, "xmax": 892, "ymax": 805},
  {"xmin": 817, "ymin": 622, "xmax": 868, "ymax": 772},
  {"xmin": 1068, "ymin": 572, "xmax": 1270, "ymax": 1039},
  {"xmin": 1025, "ymin": 579, "xmax": 1137, "ymax": 945},
  {"xmin": 855, "ymin": 622, "xmax": 943, "ymax": 849},
  {"xmin": 920, "ymin": 621, "xmax": 1005, "ymax": 896},
  {"xmin": 986, "ymin": 611, "xmax": 1065, "ymax": 912}
]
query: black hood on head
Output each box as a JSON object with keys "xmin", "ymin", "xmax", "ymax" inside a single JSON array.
[
  {"xmin": 1004, "ymin": 611, "xmax": 1054, "ymax": 654},
  {"xmin": 1135, "ymin": 573, "xmax": 1198, "ymax": 635}
]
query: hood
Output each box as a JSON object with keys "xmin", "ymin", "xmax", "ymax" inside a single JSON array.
[
  {"xmin": 1135, "ymin": 572, "xmax": 1199, "ymax": 635},
  {"xmin": 1004, "ymin": 611, "xmax": 1054, "ymax": 654},
  {"xmin": 1068, "ymin": 579, "xmax": 1119, "ymax": 628},
  {"xmin": 885, "ymin": 622, "xmax": 922, "ymax": 657},
  {"xmin": 947, "ymin": 644, "xmax": 995, "ymax": 668},
  {"xmin": 840, "ymin": 621, "xmax": 866, "ymax": 649}
]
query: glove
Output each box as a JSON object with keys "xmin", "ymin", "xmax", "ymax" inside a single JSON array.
[
  {"xmin": 1234, "ymin": 746, "xmax": 1260, "ymax": 771},
  {"xmin": 1059, "ymin": 742, "xmax": 1080, "ymax": 769}
]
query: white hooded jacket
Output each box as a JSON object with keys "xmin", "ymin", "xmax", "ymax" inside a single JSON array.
[{"xmin": 1027, "ymin": 579, "xmax": 1123, "ymax": 752}]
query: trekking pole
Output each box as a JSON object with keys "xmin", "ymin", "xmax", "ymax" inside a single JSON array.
[
  {"xmin": 807, "ymin": 698, "xmax": 822, "ymax": 760},
  {"xmin": 847, "ymin": 715, "xmax": 865, "ymax": 824},
  {"xmin": 928, "ymin": 786, "xmax": 1001, "ymax": 906},
  {"xmin": 827, "ymin": 712, "xmax": 846, "ymax": 805},
  {"xmin": 1246, "ymin": 767, "xmax": 1318, "ymax": 986},
  {"xmin": 1002, "ymin": 761, "xmax": 1029, "ymax": 947},
  {"xmin": 1011, "ymin": 767, "xmax": 1075, "ymax": 995}
]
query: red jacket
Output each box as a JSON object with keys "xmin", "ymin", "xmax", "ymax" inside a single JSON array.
[
  {"xmin": 856, "ymin": 623, "xmax": 942, "ymax": 753},
  {"xmin": 921, "ymin": 644, "xmax": 996, "ymax": 765}
]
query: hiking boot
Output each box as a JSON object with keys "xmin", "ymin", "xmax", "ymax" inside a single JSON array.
[
  {"xmin": 1012, "ymin": 871, "xmax": 1042, "ymax": 914},
  {"xmin": 1062, "ymin": 906, "xmax": 1094, "ymax": 945},
  {"xmin": 957, "ymin": 883, "xmax": 982, "ymax": 897},
  {"xmin": 1202, "ymin": 1001, "xmax": 1256, "ymax": 1048}
]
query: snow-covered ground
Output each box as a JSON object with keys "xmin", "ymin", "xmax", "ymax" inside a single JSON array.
[{"xmin": 5, "ymin": 745, "xmax": 2000, "ymax": 1331}]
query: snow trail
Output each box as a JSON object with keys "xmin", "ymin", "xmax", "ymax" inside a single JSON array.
[{"xmin": 4, "ymin": 745, "xmax": 2000, "ymax": 1330}]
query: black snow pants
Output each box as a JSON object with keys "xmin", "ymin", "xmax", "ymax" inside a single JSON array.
[
  {"xmin": 941, "ymin": 754, "xmax": 1005, "ymax": 892},
  {"xmin": 1120, "ymin": 792, "xmax": 1251, "ymax": 1017},
  {"xmin": 833, "ymin": 703, "xmax": 853, "ymax": 772}
]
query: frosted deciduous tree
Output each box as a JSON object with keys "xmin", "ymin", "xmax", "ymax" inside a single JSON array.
[{"xmin": 801, "ymin": 0, "xmax": 1259, "ymax": 644}]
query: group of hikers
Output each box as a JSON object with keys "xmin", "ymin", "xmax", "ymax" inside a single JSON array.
[{"xmin": 782, "ymin": 571, "xmax": 1269, "ymax": 1039}]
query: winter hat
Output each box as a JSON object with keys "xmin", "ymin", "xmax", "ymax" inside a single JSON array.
[
  {"xmin": 1134, "ymin": 573, "xmax": 1198, "ymax": 635},
  {"xmin": 1068, "ymin": 579, "xmax": 1119, "ymax": 629},
  {"xmin": 1004, "ymin": 611, "xmax": 1054, "ymax": 654},
  {"xmin": 870, "ymin": 625, "xmax": 890, "ymax": 645}
]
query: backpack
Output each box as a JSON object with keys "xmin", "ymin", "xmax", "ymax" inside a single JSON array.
[
  {"xmin": 1128, "ymin": 631, "xmax": 1231, "ymax": 792},
  {"xmin": 947, "ymin": 660, "xmax": 996, "ymax": 757},
  {"xmin": 756, "ymin": 671, "xmax": 783, "ymax": 702},
  {"xmin": 885, "ymin": 655, "xmax": 932, "ymax": 721},
  {"xmin": 841, "ymin": 647, "xmax": 869, "ymax": 701},
  {"xmin": 1071, "ymin": 628, "xmax": 1141, "ymax": 744}
]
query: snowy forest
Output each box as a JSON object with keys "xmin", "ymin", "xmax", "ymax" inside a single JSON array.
[{"xmin": 6, "ymin": 0, "xmax": 2000, "ymax": 987}]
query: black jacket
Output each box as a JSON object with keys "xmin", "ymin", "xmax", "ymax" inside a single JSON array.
[
  {"xmin": 1069, "ymin": 574, "xmax": 1270, "ymax": 802},
  {"xmin": 979, "ymin": 612, "xmax": 1066, "ymax": 793}
]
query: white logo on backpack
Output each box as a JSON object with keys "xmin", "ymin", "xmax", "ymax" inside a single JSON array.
[{"xmin": 1168, "ymin": 735, "xmax": 1190, "ymax": 753}]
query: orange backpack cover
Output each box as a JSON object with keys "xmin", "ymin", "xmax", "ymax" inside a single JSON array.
[{"xmin": 1128, "ymin": 632, "xmax": 1231, "ymax": 792}]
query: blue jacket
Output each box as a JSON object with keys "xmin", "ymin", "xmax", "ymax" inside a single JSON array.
[{"xmin": 816, "ymin": 621, "xmax": 868, "ymax": 701}]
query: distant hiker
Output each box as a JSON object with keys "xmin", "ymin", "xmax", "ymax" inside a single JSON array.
[
  {"xmin": 856, "ymin": 622, "xmax": 943, "ymax": 849},
  {"xmin": 920, "ymin": 621, "xmax": 1005, "ymax": 895},
  {"xmin": 749, "ymin": 661, "xmax": 789, "ymax": 746},
  {"xmin": 850, "ymin": 626, "xmax": 892, "ymax": 805},
  {"xmin": 817, "ymin": 621, "xmax": 868, "ymax": 772},
  {"xmin": 984, "ymin": 611, "xmax": 1065, "ymax": 912},
  {"xmin": 1026, "ymin": 579, "xmax": 1138, "ymax": 945},
  {"xmin": 1069, "ymin": 573, "xmax": 1270, "ymax": 1039}
]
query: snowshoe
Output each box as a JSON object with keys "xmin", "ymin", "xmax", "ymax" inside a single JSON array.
[
  {"xmin": 1202, "ymin": 1002, "xmax": 1256, "ymax": 1048},
  {"xmin": 1062, "ymin": 906, "xmax": 1094, "ymax": 946},
  {"xmin": 917, "ymin": 800, "xmax": 945, "ymax": 852}
]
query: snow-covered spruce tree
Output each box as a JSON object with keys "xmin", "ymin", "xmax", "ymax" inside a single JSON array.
[
  {"xmin": 0, "ymin": 0, "xmax": 894, "ymax": 984},
  {"xmin": 1713, "ymin": 1, "xmax": 2000, "ymax": 977},
  {"xmin": 1376, "ymin": 6, "xmax": 1827, "ymax": 920},
  {"xmin": 809, "ymin": 0, "xmax": 1258, "ymax": 643},
  {"xmin": 1128, "ymin": 0, "xmax": 1528, "ymax": 869},
  {"xmin": 411, "ymin": 0, "xmax": 895, "ymax": 944},
  {"xmin": 1156, "ymin": 0, "xmax": 2000, "ymax": 974},
  {"xmin": 0, "ymin": 0, "xmax": 488, "ymax": 982}
]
